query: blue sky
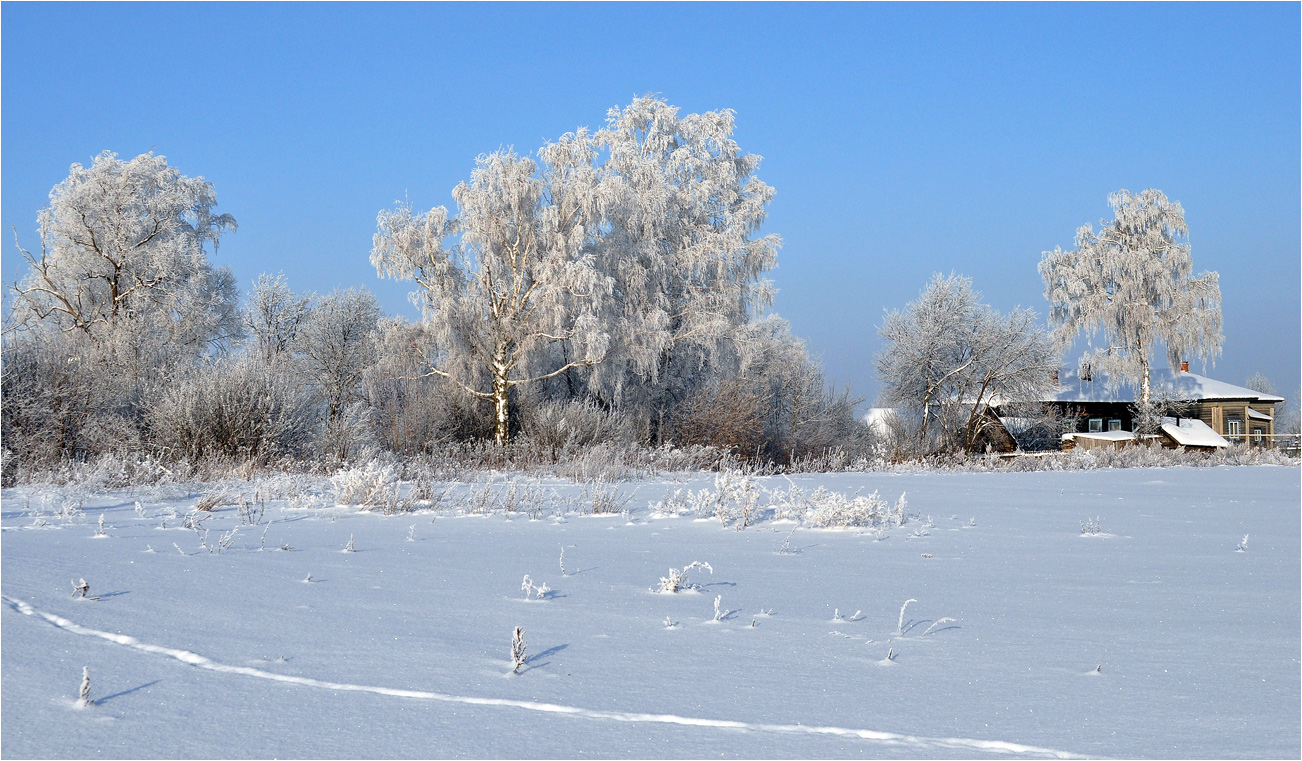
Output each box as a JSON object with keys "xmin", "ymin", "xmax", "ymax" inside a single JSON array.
[{"xmin": 3, "ymin": 2, "xmax": 1298, "ymax": 403}]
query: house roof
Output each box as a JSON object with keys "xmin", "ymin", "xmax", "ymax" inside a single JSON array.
[
  {"xmin": 862, "ymin": 407, "xmax": 895, "ymax": 432},
  {"xmin": 1047, "ymin": 368, "xmax": 1286, "ymax": 404},
  {"xmin": 1160, "ymin": 417, "xmax": 1229, "ymax": 448},
  {"xmin": 1062, "ymin": 430, "xmax": 1136, "ymax": 442},
  {"xmin": 1247, "ymin": 408, "xmax": 1273, "ymax": 422}
]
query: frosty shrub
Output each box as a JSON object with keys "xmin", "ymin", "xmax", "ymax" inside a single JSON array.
[
  {"xmin": 711, "ymin": 470, "xmax": 761, "ymax": 527},
  {"xmin": 331, "ymin": 461, "xmax": 399, "ymax": 507},
  {"xmin": 148, "ymin": 354, "xmax": 315, "ymax": 464},
  {"xmin": 800, "ymin": 488, "xmax": 908, "ymax": 530},
  {"xmin": 0, "ymin": 332, "xmax": 143, "ymax": 479},
  {"xmin": 362, "ymin": 318, "xmax": 492, "ymax": 453},
  {"xmin": 670, "ymin": 379, "xmax": 770, "ymax": 459},
  {"xmin": 521, "ymin": 400, "xmax": 640, "ymax": 457},
  {"xmin": 576, "ymin": 477, "xmax": 632, "ymax": 515},
  {"xmin": 656, "ymin": 561, "xmax": 713, "ymax": 593}
]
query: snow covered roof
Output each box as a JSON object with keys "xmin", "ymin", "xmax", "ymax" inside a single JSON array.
[
  {"xmin": 1062, "ymin": 430, "xmax": 1136, "ymax": 442},
  {"xmin": 1247, "ymin": 408, "xmax": 1273, "ymax": 421},
  {"xmin": 1047, "ymin": 368, "xmax": 1286, "ymax": 404},
  {"xmin": 862, "ymin": 407, "xmax": 895, "ymax": 432},
  {"xmin": 1160, "ymin": 417, "xmax": 1229, "ymax": 449}
]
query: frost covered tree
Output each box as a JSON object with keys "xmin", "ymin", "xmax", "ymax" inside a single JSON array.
[
  {"xmin": 8, "ymin": 151, "xmax": 241, "ymax": 362},
  {"xmin": 372, "ymin": 97, "xmax": 782, "ymax": 446},
  {"xmin": 3, "ymin": 152, "xmax": 240, "ymax": 469},
  {"xmin": 297, "ymin": 287, "xmax": 382, "ymax": 459},
  {"xmin": 243, "ymin": 273, "xmax": 313, "ymax": 366},
  {"xmin": 1039, "ymin": 188, "xmax": 1222, "ymax": 409},
  {"xmin": 877, "ymin": 274, "xmax": 1057, "ymax": 454},
  {"xmin": 586, "ymin": 97, "xmax": 780, "ymax": 435},
  {"xmin": 1246, "ymin": 373, "xmax": 1294, "ymax": 436},
  {"xmin": 372, "ymin": 137, "xmax": 611, "ymax": 444},
  {"xmin": 735, "ymin": 315, "xmax": 865, "ymax": 462}
]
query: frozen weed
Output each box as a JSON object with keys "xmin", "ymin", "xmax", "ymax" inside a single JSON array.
[
  {"xmin": 331, "ymin": 462, "xmax": 399, "ymax": 508},
  {"xmin": 511, "ymin": 627, "xmax": 527, "ymax": 674},
  {"xmin": 656, "ymin": 561, "xmax": 713, "ymax": 593},
  {"xmin": 774, "ymin": 524, "xmax": 801, "ymax": 554},
  {"xmin": 921, "ymin": 617, "xmax": 956, "ymax": 636},
  {"xmin": 897, "ymin": 598, "xmax": 917, "ymax": 636},
  {"xmin": 77, "ymin": 667, "xmax": 92, "ymax": 708}
]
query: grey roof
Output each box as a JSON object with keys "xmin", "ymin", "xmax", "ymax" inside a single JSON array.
[{"xmin": 1047, "ymin": 368, "xmax": 1286, "ymax": 404}]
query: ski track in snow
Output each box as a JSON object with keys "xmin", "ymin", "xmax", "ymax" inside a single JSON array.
[{"xmin": 4, "ymin": 595, "xmax": 1093, "ymax": 759}]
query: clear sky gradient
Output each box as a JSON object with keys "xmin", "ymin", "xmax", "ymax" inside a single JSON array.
[{"xmin": 3, "ymin": 2, "xmax": 1298, "ymax": 404}]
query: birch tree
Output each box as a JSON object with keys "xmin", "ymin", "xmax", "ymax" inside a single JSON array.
[
  {"xmin": 588, "ymin": 97, "xmax": 780, "ymax": 433},
  {"xmin": 371, "ymin": 136, "xmax": 612, "ymax": 444},
  {"xmin": 1039, "ymin": 188, "xmax": 1222, "ymax": 408}
]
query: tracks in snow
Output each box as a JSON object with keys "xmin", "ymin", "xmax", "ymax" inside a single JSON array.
[{"xmin": 4, "ymin": 595, "xmax": 1091, "ymax": 759}]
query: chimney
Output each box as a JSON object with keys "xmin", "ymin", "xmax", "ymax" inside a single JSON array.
[{"xmin": 1180, "ymin": 360, "xmax": 1189, "ymax": 373}]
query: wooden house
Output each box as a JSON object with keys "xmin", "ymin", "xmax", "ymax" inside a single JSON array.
[{"xmin": 1040, "ymin": 363, "xmax": 1285, "ymax": 448}]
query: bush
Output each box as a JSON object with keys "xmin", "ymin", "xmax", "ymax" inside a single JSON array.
[
  {"xmin": 147, "ymin": 355, "xmax": 315, "ymax": 464},
  {"xmin": 520, "ymin": 400, "xmax": 640, "ymax": 456},
  {"xmin": 1, "ymin": 332, "xmax": 142, "ymax": 481}
]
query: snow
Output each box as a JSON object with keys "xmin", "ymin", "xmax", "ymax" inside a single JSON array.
[
  {"xmin": 1062, "ymin": 430, "xmax": 1135, "ymax": 443},
  {"xmin": 1050, "ymin": 369, "xmax": 1287, "ymax": 403},
  {"xmin": 1248, "ymin": 408, "xmax": 1274, "ymax": 422},
  {"xmin": 3, "ymin": 467, "xmax": 1299, "ymax": 759},
  {"xmin": 863, "ymin": 407, "xmax": 895, "ymax": 432},
  {"xmin": 1160, "ymin": 418, "xmax": 1230, "ymax": 449}
]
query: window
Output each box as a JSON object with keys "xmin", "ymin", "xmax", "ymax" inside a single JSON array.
[
  {"xmin": 1108, "ymin": 419, "xmax": 1122, "ymax": 432},
  {"xmin": 1226, "ymin": 417, "xmax": 1242, "ymax": 440},
  {"xmin": 1252, "ymin": 427, "xmax": 1263, "ymax": 444},
  {"xmin": 1088, "ymin": 418, "xmax": 1103, "ymax": 433}
]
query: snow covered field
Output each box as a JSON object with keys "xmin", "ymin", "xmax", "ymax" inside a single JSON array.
[{"xmin": 3, "ymin": 465, "xmax": 1298, "ymax": 759}]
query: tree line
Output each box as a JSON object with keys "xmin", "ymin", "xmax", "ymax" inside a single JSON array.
[
  {"xmin": 2, "ymin": 97, "xmax": 867, "ymax": 480},
  {"xmin": 4, "ymin": 95, "xmax": 1260, "ymax": 481}
]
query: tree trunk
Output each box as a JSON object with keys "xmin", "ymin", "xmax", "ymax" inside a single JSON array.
[
  {"xmin": 1140, "ymin": 357, "xmax": 1151, "ymax": 411},
  {"xmin": 492, "ymin": 347, "xmax": 511, "ymax": 445}
]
